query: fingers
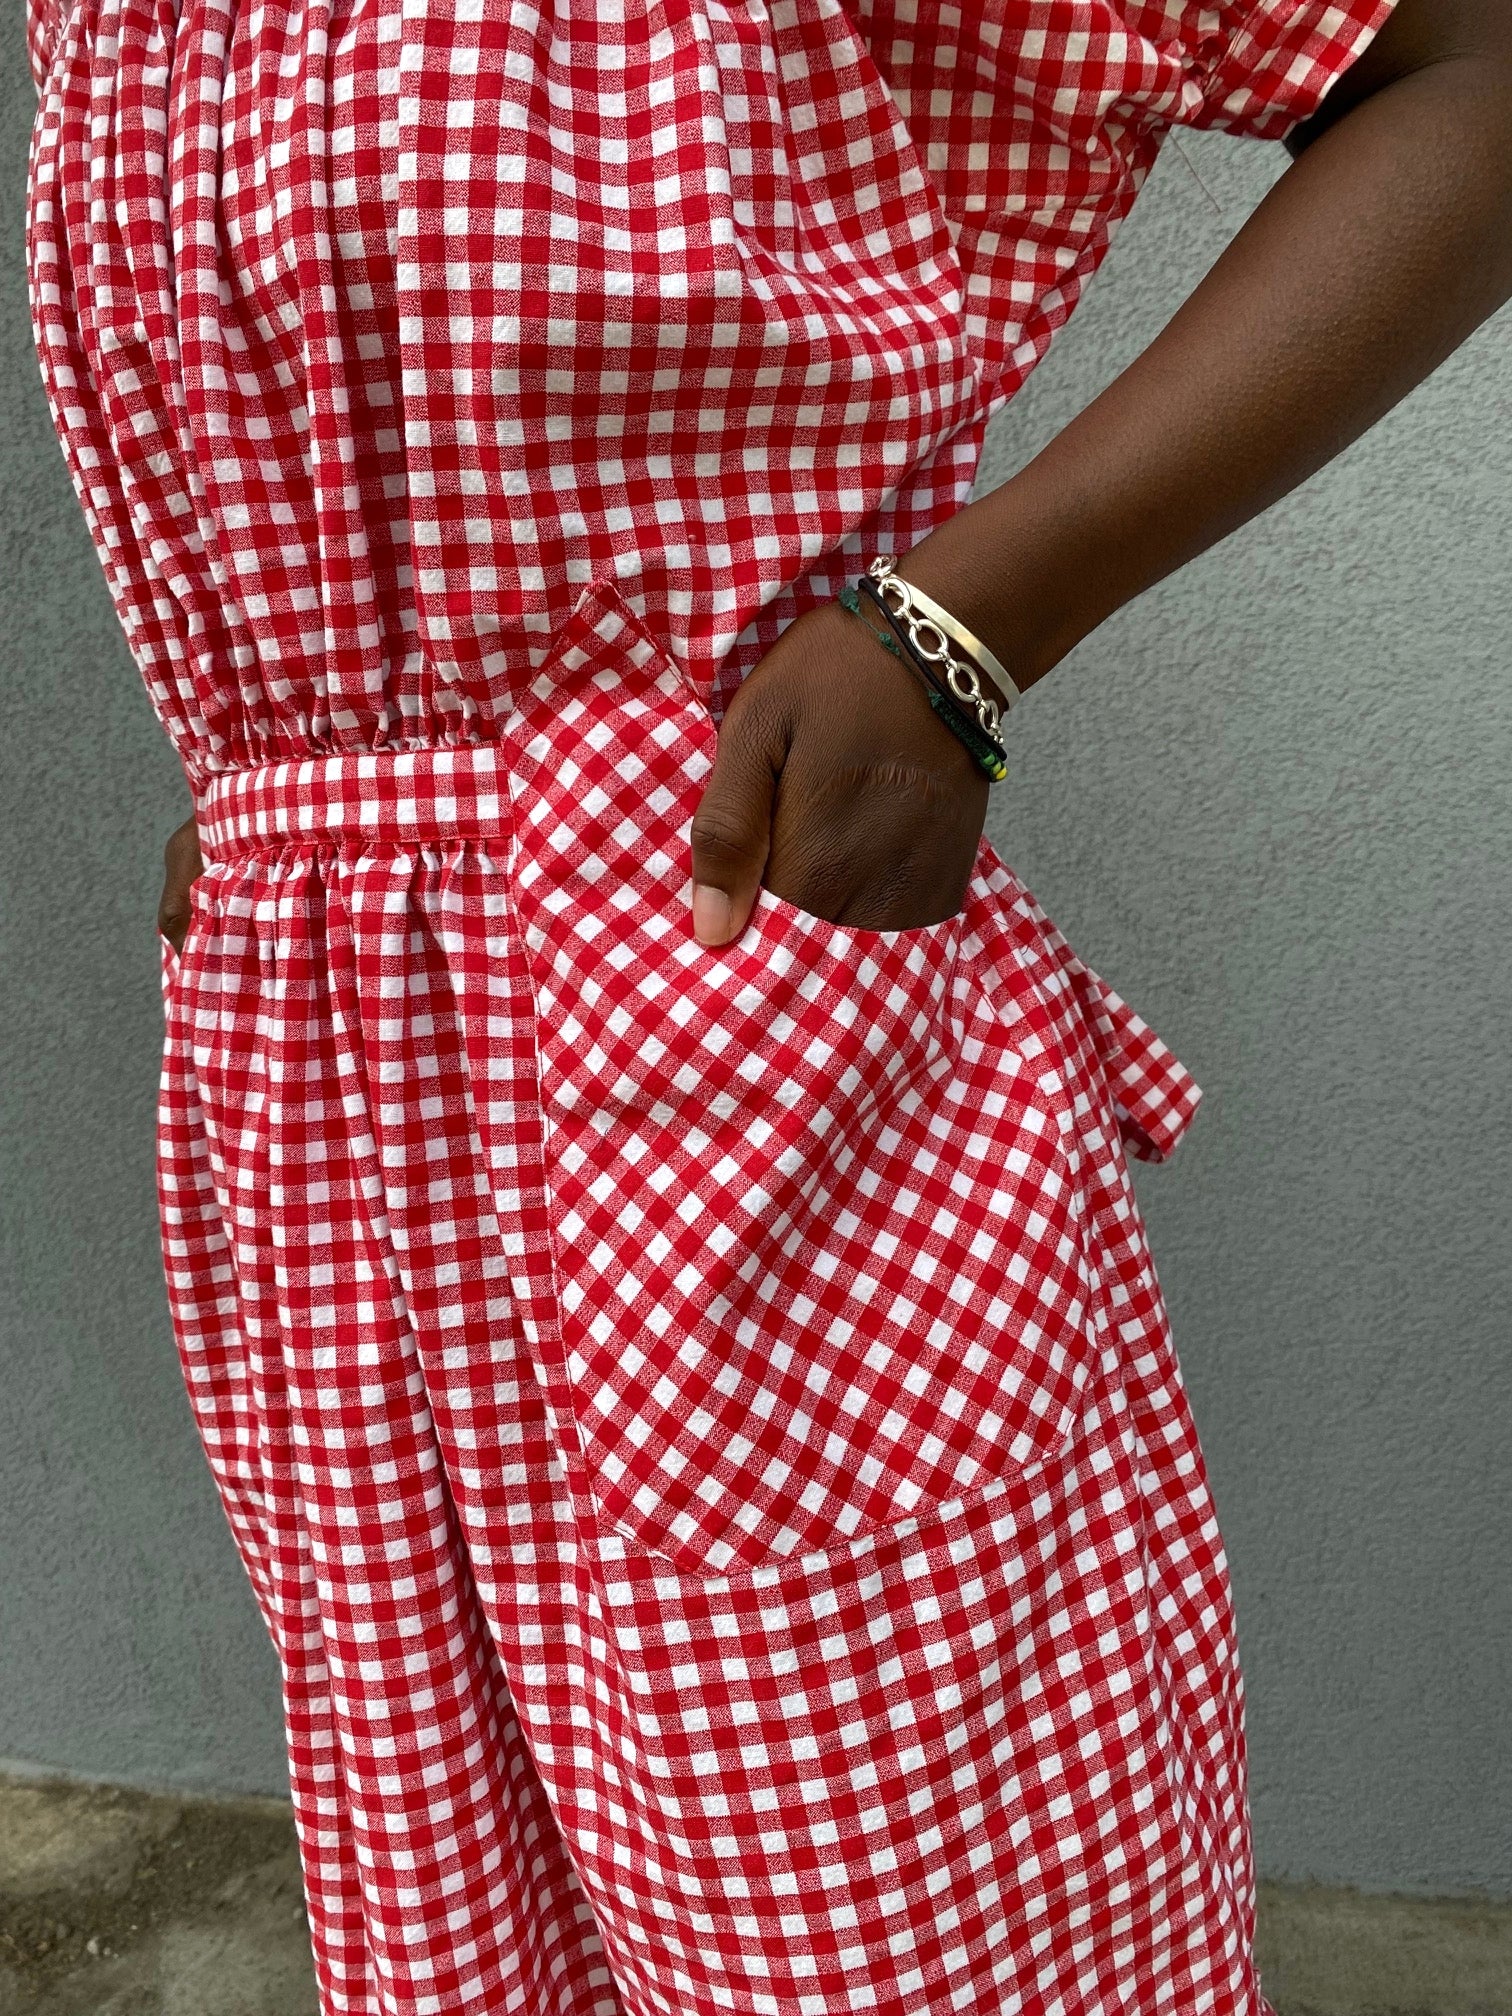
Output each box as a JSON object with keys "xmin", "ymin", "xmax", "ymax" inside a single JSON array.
[
  {"xmin": 158, "ymin": 815, "xmax": 203, "ymax": 954},
  {"xmin": 689, "ymin": 691, "xmax": 790, "ymax": 946}
]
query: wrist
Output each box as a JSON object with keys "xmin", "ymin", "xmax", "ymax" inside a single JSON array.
[
  {"xmin": 890, "ymin": 474, "xmax": 1106, "ymax": 701},
  {"xmin": 838, "ymin": 576, "xmax": 1010, "ymax": 783}
]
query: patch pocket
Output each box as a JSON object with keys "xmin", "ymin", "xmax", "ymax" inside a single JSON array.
[{"xmin": 509, "ymin": 580, "xmax": 1103, "ymax": 1576}]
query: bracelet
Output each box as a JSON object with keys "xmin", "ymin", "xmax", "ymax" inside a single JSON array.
[
  {"xmin": 855, "ymin": 576, "xmax": 1009, "ymax": 781},
  {"xmin": 843, "ymin": 557, "xmax": 1015, "ymax": 783},
  {"xmin": 862, "ymin": 556, "xmax": 1008, "ymax": 745},
  {"xmin": 839, "ymin": 579, "xmax": 1009, "ymax": 783},
  {"xmin": 865, "ymin": 556, "xmax": 1020, "ymax": 724}
]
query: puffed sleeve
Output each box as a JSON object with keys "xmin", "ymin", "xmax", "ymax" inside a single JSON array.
[{"xmin": 1126, "ymin": 0, "xmax": 1401, "ymax": 141}]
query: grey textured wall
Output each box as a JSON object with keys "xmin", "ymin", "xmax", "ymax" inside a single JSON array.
[
  {"xmin": 2, "ymin": 41, "xmax": 287, "ymax": 1795},
  {"xmin": 4, "ymin": 36, "xmax": 1509, "ymax": 1897}
]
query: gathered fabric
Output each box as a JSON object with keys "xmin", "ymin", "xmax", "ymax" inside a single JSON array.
[{"xmin": 28, "ymin": 0, "xmax": 1393, "ymax": 2009}]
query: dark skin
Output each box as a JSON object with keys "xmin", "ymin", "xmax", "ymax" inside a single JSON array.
[{"xmin": 160, "ymin": 0, "xmax": 1512, "ymax": 954}]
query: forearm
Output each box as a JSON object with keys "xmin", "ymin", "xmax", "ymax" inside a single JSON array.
[{"xmin": 910, "ymin": 4, "xmax": 1512, "ymax": 695}]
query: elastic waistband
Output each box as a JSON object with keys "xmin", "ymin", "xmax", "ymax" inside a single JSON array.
[{"xmin": 199, "ymin": 746, "xmax": 513, "ymax": 861}]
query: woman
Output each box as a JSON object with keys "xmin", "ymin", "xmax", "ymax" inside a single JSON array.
[{"xmin": 24, "ymin": 0, "xmax": 1511, "ymax": 2009}]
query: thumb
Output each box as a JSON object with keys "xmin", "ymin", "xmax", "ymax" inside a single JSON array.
[{"xmin": 688, "ymin": 695, "xmax": 787, "ymax": 946}]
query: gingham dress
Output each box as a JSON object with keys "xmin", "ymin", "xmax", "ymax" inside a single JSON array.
[{"xmin": 27, "ymin": 2, "xmax": 1392, "ymax": 2010}]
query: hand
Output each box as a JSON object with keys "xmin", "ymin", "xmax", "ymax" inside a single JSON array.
[
  {"xmin": 158, "ymin": 816, "xmax": 203, "ymax": 954},
  {"xmin": 689, "ymin": 598, "xmax": 990, "ymax": 944}
]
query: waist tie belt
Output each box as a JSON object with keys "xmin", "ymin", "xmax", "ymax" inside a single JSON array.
[{"xmin": 198, "ymin": 746, "xmax": 514, "ymax": 862}]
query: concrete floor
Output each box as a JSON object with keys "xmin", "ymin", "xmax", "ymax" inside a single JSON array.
[
  {"xmin": 0, "ymin": 1780, "xmax": 315, "ymax": 2016},
  {"xmin": 0, "ymin": 1779, "xmax": 1508, "ymax": 2015}
]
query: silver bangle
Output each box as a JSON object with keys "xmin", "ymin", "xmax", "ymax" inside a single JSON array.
[{"xmin": 866, "ymin": 557, "xmax": 1020, "ymax": 726}]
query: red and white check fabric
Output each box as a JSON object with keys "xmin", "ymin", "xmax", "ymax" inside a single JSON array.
[{"xmin": 28, "ymin": 1, "xmax": 1393, "ymax": 2010}]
